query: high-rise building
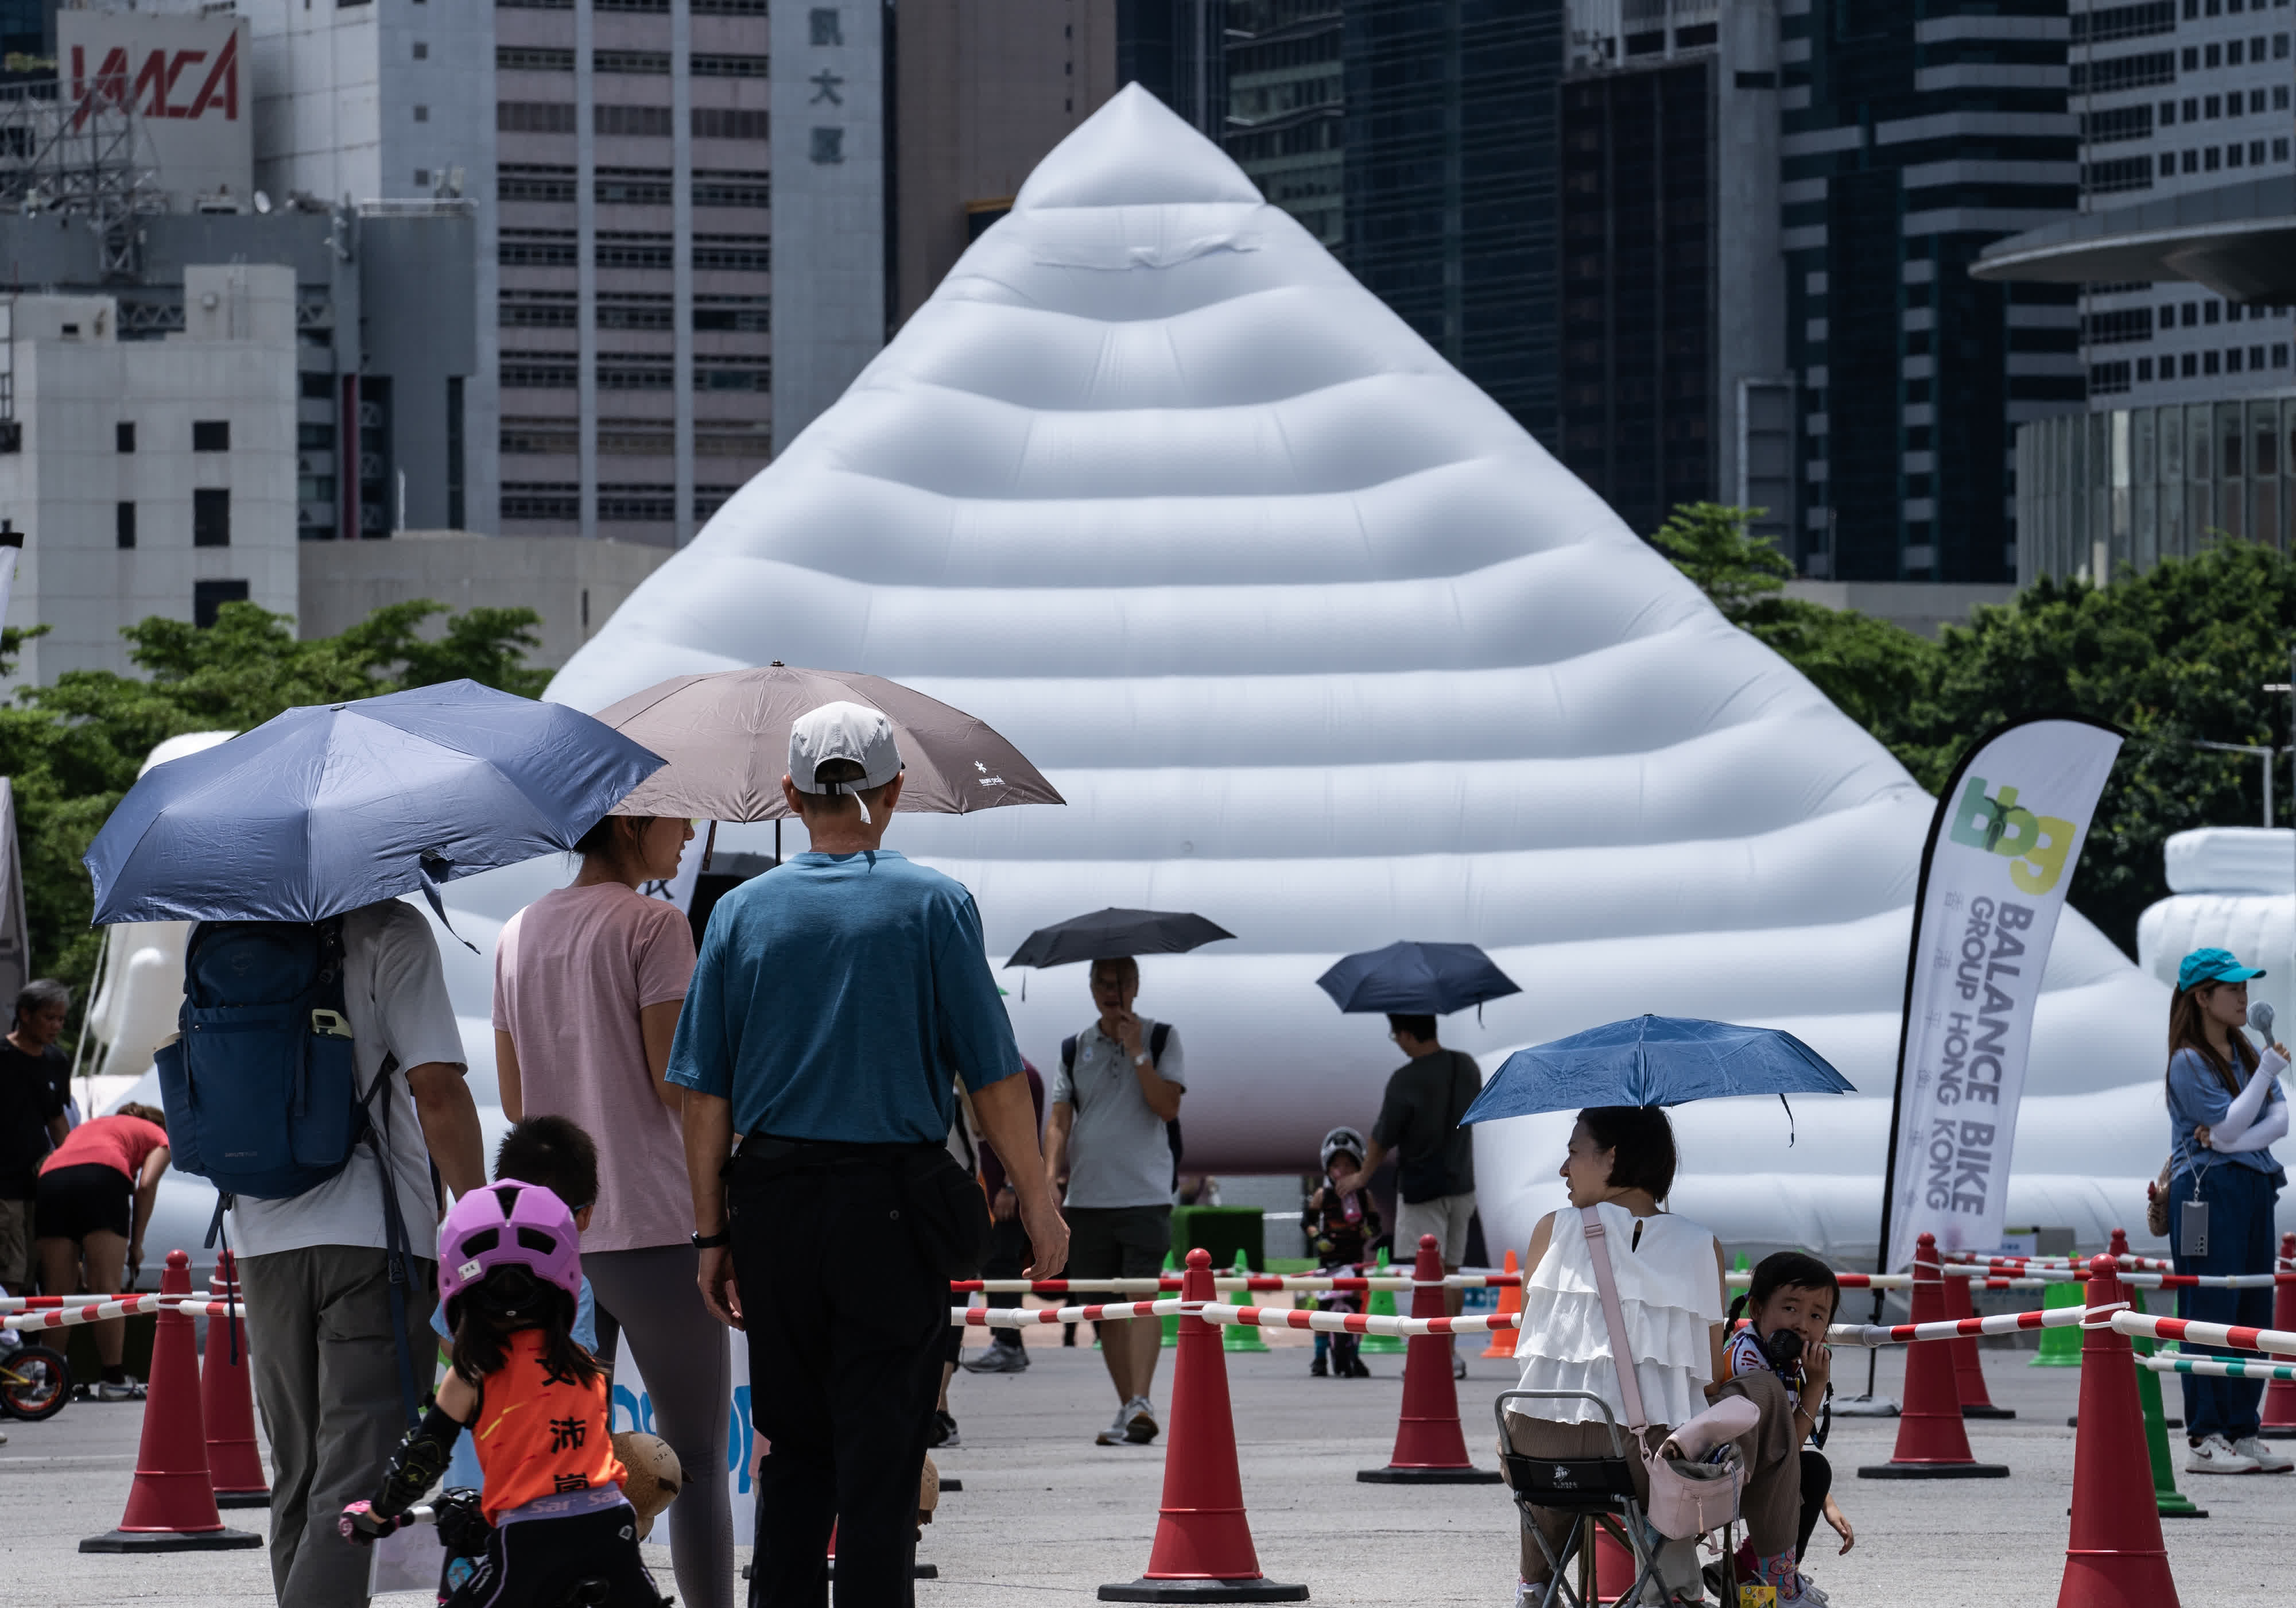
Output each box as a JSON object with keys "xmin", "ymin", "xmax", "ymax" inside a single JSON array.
[
  {"xmin": 1340, "ymin": 0, "xmax": 1564, "ymax": 444},
  {"xmin": 1553, "ymin": 0, "xmax": 1790, "ymax": 545},
  {"xmin": 2068, "ymin": 0, "xmax": 2295, "ymax": 405},
  {"xmin": 1224, "ymin": 0, "xmax": 1343, "ymax": 248},
  {"xmin": 890, "ymin": 2, "xmax": 1120, "ymax": 326},
  {"xmin": 1783, "ymin": 1, "xmax": 2083, "ymax": 583},
  {"xmin": 1118, "ymin": 0, "xmax": 1228, "ymax": 136}
]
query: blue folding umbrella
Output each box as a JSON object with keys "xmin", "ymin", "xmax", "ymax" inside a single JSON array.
[
  {"xmin": 1315, "ymin": 940, "xmax": 1521, "ymax": 1017},
  {"xmin": 1461, "ymin": 1014, "xmax": 1855, "ymax": 1125},
  {"xmin": 85, "ymin": 680, "xmax": 664, "ymax": 927}
]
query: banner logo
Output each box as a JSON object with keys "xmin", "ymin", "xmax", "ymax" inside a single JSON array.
[{"xmin": 1945, "ymin": 774, "xmax": 2076, "ymax": 894}]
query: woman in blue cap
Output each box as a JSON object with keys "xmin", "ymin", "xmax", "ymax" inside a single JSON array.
[{"xmin": 2165, "ymin": 947, "xmax": 2293, "ymax": 1475}]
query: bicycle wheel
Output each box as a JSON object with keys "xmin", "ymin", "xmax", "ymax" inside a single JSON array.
[{"xmin": 0, "ymin": 1343, "xmax": 72, "ymax": 1420}]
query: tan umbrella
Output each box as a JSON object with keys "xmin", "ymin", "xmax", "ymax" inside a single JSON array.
[{"xmin": 592, "ymin": 664, "xmax": 1064, "ymax": 821}]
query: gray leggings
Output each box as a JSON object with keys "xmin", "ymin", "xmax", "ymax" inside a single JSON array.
[{"xmin": 585, "ymin": 1243, "xmax": 736, "ymax": 1608}]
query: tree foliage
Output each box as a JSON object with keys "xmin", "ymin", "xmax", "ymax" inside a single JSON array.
[
  {"xmin": 1651, "ymin": 504, "xmax": 2296, "ymax": 956},
  {"xmin": 2, "ymin": 600, "xmax": 549, "ymax": 1002}
]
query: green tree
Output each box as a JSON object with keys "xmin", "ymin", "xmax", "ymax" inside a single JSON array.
[
  {"xmin": 3, "ymin": 599, "xmax": 549, "ymax": 1003},
  {"xmin": 1650, "ymin": 499, "xmax": 2296, "ymax": 956}
]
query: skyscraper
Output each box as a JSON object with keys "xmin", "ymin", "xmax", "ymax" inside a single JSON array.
[
  {"xmin": 1224, "ymin": 0, "xmax": 1343, "ymax": 247},
  {"xmin": 1340, "ymin": 0, "xmax": 1564, "ymax": 443},
  {"xmin": 2069, "ymin": 0, "xmax": 2295, "ymax": 403},
  {"xmin": 1785, "ymin": 2, "xmax": 2082, "ymax": 583},
  {"xmin": 1553, "ymin": 1, "xmax": 1791, "ymax": 545}
]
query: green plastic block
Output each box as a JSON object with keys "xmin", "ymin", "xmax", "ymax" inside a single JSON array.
[{"xmin": 2030, "ymin": 1279, "xmax": 2084, "ymax": 1366}]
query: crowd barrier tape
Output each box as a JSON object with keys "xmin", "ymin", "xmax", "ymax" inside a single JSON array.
[
  {"xmin": 1194, "ymin": 1300, "xmax": 1519, "ymax": 1338},
  {"xmin": 1825, "ymin": 1300, "xmax": 2126, "ymax": 1350},
  {"xmin": 1, "ymin": 1295, "xmax": 242, "ymax": 1331},
  {"xmin": 2140, "ymin": 1354, "xmax": 2296, "ymax": 1383},
  {"xmin": 2111, "ymin": 1308, "xmax": 2296, "ymax": 1358}
]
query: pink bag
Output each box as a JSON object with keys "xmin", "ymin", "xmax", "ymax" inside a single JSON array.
[{"xmin": 1579, "ymin": 1206, "xmax": 1747, "ymax": 1541}]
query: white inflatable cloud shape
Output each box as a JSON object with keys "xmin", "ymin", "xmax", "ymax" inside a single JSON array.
[{"xmin": 549, "ymin": 86, "xmax": 2181, "ymax": 1263}]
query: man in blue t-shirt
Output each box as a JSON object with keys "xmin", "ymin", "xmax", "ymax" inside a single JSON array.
[{"xmin": 671, "ymin": 702, "xmax": 1066, "ymax": 1602}]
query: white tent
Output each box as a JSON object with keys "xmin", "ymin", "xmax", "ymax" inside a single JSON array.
[{"xmin": 544, "ymin": 87, "xmax": 2186, "ymax": 1263}]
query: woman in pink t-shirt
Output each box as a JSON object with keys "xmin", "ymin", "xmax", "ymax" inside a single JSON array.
[
  {"xmin": 494, "ymin": 813, "xmax": 731, "ymax": 1608},
  {"xmin": 35, "ymin": 1103, "xmax": 172, "ymax": 1397}
]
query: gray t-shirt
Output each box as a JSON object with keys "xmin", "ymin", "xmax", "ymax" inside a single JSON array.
[{"xmin": 1050, "ymin": 1017, "xmax": 1186, "ymax": 1210}]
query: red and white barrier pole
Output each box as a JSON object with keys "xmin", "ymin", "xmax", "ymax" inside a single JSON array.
[{"xmin": 2261, "ymin": 1232, "xmax": 2296, "ymax": 1437}]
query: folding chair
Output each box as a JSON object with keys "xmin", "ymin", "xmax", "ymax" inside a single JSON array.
[{"xmin": 1495, "ymin": 1389, "xmax": 1661, "ymax": 1608}]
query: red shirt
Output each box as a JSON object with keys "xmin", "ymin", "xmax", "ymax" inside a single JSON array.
[
  {"xmin": 40, "ymin": 1115, "xmax": 167, "ymax": 1181},
  {"xmin": 470, "ymin": 1329, "xmax": 626, "ymax": 1522}
]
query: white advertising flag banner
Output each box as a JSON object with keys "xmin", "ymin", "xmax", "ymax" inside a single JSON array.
[{"xmin": 1884, "ymin": 717, "xmax": 2125, "ymax": 1273}]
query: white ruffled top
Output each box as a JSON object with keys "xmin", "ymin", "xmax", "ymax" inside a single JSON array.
[{"xmin": 1508, "ymin": 1202, "xmax": 1723, "ymax": 1430}]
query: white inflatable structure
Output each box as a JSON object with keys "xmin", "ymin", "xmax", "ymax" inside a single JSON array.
[
  {"xmin": 2138, "ymin": 828, "xmax": 2294, "ymax": 1032},
  {"xmin": 530, "ymin": 86, "xmax": 2205, "ymax": 1265}
]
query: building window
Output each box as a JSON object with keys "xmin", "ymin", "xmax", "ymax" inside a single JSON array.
[
  {"xmin": 502, "ymin": 483, "xmax": 580, "ymax": 521},
  {"xmin": 115, "ymin": 421, "xmax": 134, "ymax": 452},
  {"xmin": 500, "ymin": 164, "xmax": 577, "ymax": 203},
  {"xmin": 193, "ymin": 579, "xmax": 249, "ymax": 627},
  {"xmin": 2251, "ymin": 141, "xmax": 2268, "ymax": 164},
  {"xmin": 690, "ymin": 53, "xmax": 769, "ymax": 77},
  {"xmin": 594, "ymin": 49, "xmax": 671, "ymax": 73},
  {"xmin": 2278, "ymin": 139, "xmax": 2292, "ymax": 161},
  {"xmin": 692, "ymin": 107, "xmax": 769, "ymax": 140},
  {"xmin": 413, "ymin": 41, "xmax": 428, "ymax": 59},
  {"xmin": 500, "ymin": 420, "xmax": 580, "ymax": 456},
  {"xmin": 500, "ymin": 354, "xmax": 580, "ymax": 389},
  {"xmin": 2205, "ymin": 350, "xmax": 2221, "ymax": 374},
  {"xmin": 497, "ymin": 46, "xmax": 574, "ymax": 72},
  {"xmin": 2084, "ymin": 307, "xmax": 2154, "ymax": 342},
  {"xmin": 595, "ymin": 168, "xmax": 673, "ymax": 206},
  {"xmin": 2083, "ymin": 156, "xmax": 2154, "ymax": 193},
  {"xmin": 2089, "ymin": 360, "xmax": 2132, "ymax": 394},
  {"xmin": 498, "ymin": 102, "xmax": 577, "ymax": 134},
  {"xmin": 598, "ymin": 484, "xmax": 676, "ymax": 522},
  {"xmin": 2182, "ymin": 352, "xmax": 2197, "ymax": 376},
  {"xmin": 2138, "ymin": 356, "xmax": 2155, "ymax": 380},
  {"xmin": 115, "ymin": 502, "xmax": 135, "ymax": 549},
  {"xmin": 2205, "ymin": 147, "xmax": 2221, "ymax": 171},
  {"xmin": 192, "ymin": 420, "xmax": 229, "ymax": 451},
  {"xmin": 691, "ymin": 234, "xmax": 769, "ymax": 272},
  {"xmin": 595, "ymin": 104, "xmax": 674, "ymax": 137},
  {"xmin": 2205, "ymin": 300, "xmax": 2222, "ymax": 324},
  {"xmin": 2274, "ymin": 344, "xmax": 2290, "ymax": 367},
  {"xmin": 595, "ymin": 233, "xmax": 674, "ymax": 269},
  {"xmin": 499, "ymin": 230, "xmax": 579, "ymax": 267},
  {"xmin": 301, "ymin": 371, "xmax": 333, "ymax": 400},
  {"xmin": 414, "ymin": 105, "xmax": 429, "ymax": 123},
  {"xmin": 2182, "ymin": 149, "xmax": 2198, "ymax": 172},
  {"xmin": 2228, "ymin": 347, "xmax": 2245, "ymax": 371},
  {"xmin": 193, "ymin": 487, "xmax": 230, "ymax": 546},
  {"xmin": 692, "ymin": 171, "xmax": 768, "ymax": 208}
]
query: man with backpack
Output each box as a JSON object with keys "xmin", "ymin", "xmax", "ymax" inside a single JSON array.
[
  {"xmin": 1042, "ymin": 955, "xmax": 1185, "ymax": 1446},
  {"xmin": 204, "ymin": 901, "xmax": 483, "ymax": 1606}
]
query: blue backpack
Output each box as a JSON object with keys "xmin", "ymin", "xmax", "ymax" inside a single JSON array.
[
  {"xmin": 156, "ymin": 917, "xmax": 426, "ymax": 1421},
  {"xmin": 157, "ymin": 918, "xmax": 375, "ymax": 1199}
]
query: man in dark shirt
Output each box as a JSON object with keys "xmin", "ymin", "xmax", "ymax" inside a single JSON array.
[
  {"xmin": 0, "ymin": 979, "xmax": 72, "ymax": 1289},
  {"xmin": 1335, "ymin": 1012, "xmax": 1482, "ymax": 1374}
]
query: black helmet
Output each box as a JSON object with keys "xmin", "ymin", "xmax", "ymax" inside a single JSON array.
[{"xmin": 1321, "ymin": 1125, "xmax": 1367, "ymax": 1171}]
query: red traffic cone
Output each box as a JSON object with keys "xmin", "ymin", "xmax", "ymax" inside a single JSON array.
[
  {"xmin": 1945, "ymin": 1272, "xmax": 2014, "ymax": 1420},
  {"xmin": 1099, "ymin": 1249, "xmax": 1306, "ymax": 1602},
  {"xmin": 2058, "ymin": 1255, "xmax": 2180, "ymax": 1608},
  {"xmin": 1360, "ymin": 1234, "xmax": 1499, "ymax": 1482},
  {"xmin": 2260, "ymin": 1233, "xmax": 2296, "ymax": 1437},
  {"xmin": 1857, "ymin": 1234, "xmax": 2009, "ymax": 1479},
  {"xmin": 200, "ymin": 1251, "xmax": 267, "ymax": 1508},
  {"xmin": 81, "ymin": 1250, "xmax": 261, "ymax": 1552}
]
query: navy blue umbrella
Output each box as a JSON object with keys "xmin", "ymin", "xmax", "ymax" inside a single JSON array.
[
  {"xmin": 1461, "ymin": 1014, "xmax": 1855, "ymax": 1125},
  {"xmin": 1315, "ymin": 940, "xmax": 1521, "ymax": 1017},
  {"xmin": 86, "ymin": 680, "xmax": 664, "ymax": 927}
]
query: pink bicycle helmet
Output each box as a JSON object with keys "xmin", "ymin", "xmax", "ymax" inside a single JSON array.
[{"xmin": 437, "ymin": 1179, "xmax": 582, "ymax": 1323}]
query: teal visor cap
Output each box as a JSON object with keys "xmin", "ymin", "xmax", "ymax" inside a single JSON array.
[{"xmin": 2179, "ymin": 947, "xmax": 2267, "ymax": 991}]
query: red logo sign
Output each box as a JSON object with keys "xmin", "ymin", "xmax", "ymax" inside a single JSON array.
[{"xmin": 68, "ymin": 31, "xmax": 239, "ymax": 128}]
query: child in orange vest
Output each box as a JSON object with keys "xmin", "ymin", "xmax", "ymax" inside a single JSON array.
[{"xmin": 340, "ymin": 1179, "xmax": 662, "ymax": 1607}]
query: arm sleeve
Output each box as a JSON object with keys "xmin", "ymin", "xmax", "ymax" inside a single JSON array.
[
  {"xmin": 2209, "ymin": 1048, "xmax": 2285, "ymax": 1144},
  {"xmin": 634, "ymin": 902, "xmax": 699, "ymax": 1009},
  {"xmin": 2212, "ymin": 1101, "xmax": 2289, "ymax": 1153},
  {"xmin": 1152, "ymin": 1024, "xmax": 1186, "ymax": 1087},
  {"xmin": 664, "ymin": 910, "xmax": 731, "ymax": 1097},
  {"xmin": 934, "ymin": 892, "xmax": 1022, "ymax": 1094},
  {"xmin": 374, "ymin": 907, "xmax": 469, "ymax": 1073}
]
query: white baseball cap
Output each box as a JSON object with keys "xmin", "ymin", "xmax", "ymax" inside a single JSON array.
[{"xmin": 789, "ymin": 702, "xmax": 903, "ymax": 817}]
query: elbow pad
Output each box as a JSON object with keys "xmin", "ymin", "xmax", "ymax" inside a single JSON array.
[{"xmin": 373, "ymin": 1402, "xmax": 464, "ymax": 1520}]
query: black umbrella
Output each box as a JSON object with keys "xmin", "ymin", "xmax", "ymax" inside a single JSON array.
[
  {"xmin": 1315, "ymin": 940, "xmax": 1521, "ymax": 1017},
  {"xmin": 1006, "ymin": 908, "xmax": 1236, "ymax": 969}
]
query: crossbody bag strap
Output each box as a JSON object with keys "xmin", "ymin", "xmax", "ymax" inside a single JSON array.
[
  {"xmin": 359, "ymin": 1048, "xmax": 422, "ymax": 1427},
  {"xmin": 1579, "ymin": 1203, "xmax": 1651, "ymax": 1439}
]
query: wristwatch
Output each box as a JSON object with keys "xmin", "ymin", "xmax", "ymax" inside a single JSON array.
[{"xmin": 691, "ymin": 1228, "xmax": 731, "ymax": 1249}]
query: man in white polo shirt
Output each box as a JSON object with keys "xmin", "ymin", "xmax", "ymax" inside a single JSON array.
[{"xmin": 1043, "ymin": 955, "xmax": 1185, "ymax": 1446}]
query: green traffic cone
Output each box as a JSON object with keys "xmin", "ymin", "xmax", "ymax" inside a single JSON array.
[
  {"xmin": 1223, "ymin": 1256, "xmax": 1269, "ymax": 1353},
  {"xmin": 1161, "ymin": 1251, "xmax": 1179, "ymax": 1349},
  {"xmin": 1362, "ymin": 1247, "xmax": 1404, "ymax": 1354},
  {"xmin": 2127, "ymin": 1289, "xmax": 2207, "ymax": 1517},
  {"xmin": 2030, "ymin": 1279, "xmax": 2085, "ymax": 1366}
]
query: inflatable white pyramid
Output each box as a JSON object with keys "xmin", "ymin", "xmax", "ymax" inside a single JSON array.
[{"xmin": 550, "ymin": 87, "xmax": 2179, "ymax": 1261}]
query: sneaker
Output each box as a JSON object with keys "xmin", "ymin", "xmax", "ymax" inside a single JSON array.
[
  {"xmin": 1095, "ymin": 1405, "xmax": 1132, "ymax": 1446},
  {"xmin": 94, "ymin": 1379, "xmax": 146, "ymax": 1402},
  {"xmin": 2233, "ymin": 1435, "xmax": 2295, "ymax": 1472},
  {"xmin": 961, "ymin": 1343, "xmax": 1029, "ymax": 1374},
  {"xmin": 2186, "ymin": 1433, "xmax": 2262, "ymax": 1474},
  {"xmin": 1344, "ymin": 1356, "xmax": 1372, "ymax": 1379},
  {"xmin": 1123, "ymin": 1396, "xmax": 1159, "ymax": 1444},
  {"xmin": 1309, "ymin": 1355, "xmax": 1328, "ymax": 1377},
  {"xmin": 1452, "ymin": 1351, "xmax": 1467, "ymax": 1381},
  {"xmin": 927, "ymin": 1409, "xmax": 959, "ymax": 1449},
  {"xmin": 1784, "ymin": 1574, "xmax": 1829, "ymax": 1607}
]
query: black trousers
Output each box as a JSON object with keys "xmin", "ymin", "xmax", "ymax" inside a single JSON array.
[
  {"xmin": 1795, "ymin": 1449, "xmax": 1832, "ymax": 1561},
  {"xmin": 444, "ymin": 1505, "xmax": 660, "ymax": 1608},
  {"xmin": 730, "ymin": 1156, "xmax": 944, "ymax": 1608},
  {"xmin": 983, "ymin": 1216, "xmax": 1029, "ymax": 1347}
]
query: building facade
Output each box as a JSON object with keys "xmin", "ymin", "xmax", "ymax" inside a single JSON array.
[
  {"xmin": 1224, "ymin": 0, "xmax": 1343, "ymax": 248},
  {"xmin": 2072, "ymin": 0, "xmax": 2296, "ymax": 405},
  {"xmin": 1554, "ymin": 0, "xmax": 1790, "ymax": 545},
  {"xmin": 1340, "ymin": 0, "xmax": 1564, "ymax": 445},
  {"xmin": 0, "ymin": 266, "xmax": 300, "ymax": 682}
]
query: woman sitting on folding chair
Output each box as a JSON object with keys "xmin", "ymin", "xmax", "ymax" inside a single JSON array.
[{"xmin": 1505, "ymin": 1105, "xmax": 1816, "ymax": 1607}]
